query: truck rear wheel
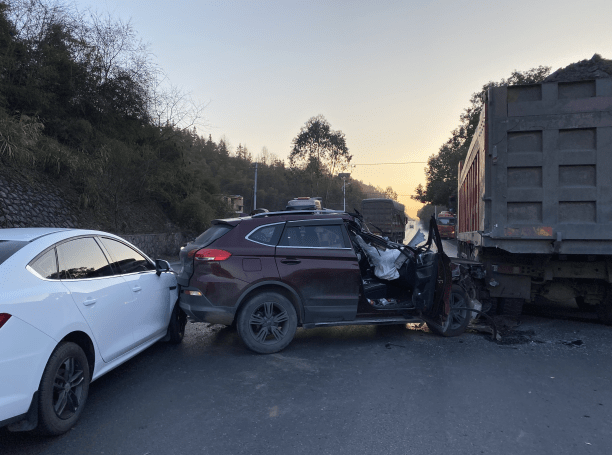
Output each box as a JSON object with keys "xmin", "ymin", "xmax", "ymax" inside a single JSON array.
[
  {"xmin": 596, "ymin": 290, "xmax": 612, "ymax": 325},
  {"xmin": 575, "ymin": 296, "xmax": 590, "ymax": 311},
  {"xmin": 498, "ymin": 298, "xmax": 524, "ymax": 319},
  {"xmin": 484, "ymin": 297, "xmax": 498, "ymax": 316},
  {"xmin": 596, "ymin": 304, "xmax": 612, "ymax": 325}
]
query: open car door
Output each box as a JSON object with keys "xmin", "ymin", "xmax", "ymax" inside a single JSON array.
[{"xmin": 417, "ymin": 216, "xmax": 452, "ymax": 326}]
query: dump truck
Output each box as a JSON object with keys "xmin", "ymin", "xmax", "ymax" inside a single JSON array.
[
  {"xmin": 361, "ymin": 198, "xmax": 408, "ymax": 243},
  {"xmin": 457, "ymin": 78, "xmax": 612, "ymax": 322},
  {"xmin": 436, "ymin": 211, "xmax": 457, "ymax": 239}
]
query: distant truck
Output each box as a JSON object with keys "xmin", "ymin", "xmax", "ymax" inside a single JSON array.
[
  {"xmin": 361, "ymin": 198, "xmax": 407, "ymax": 243},
  {"xmin": 286, "ymin": 197, "xmax": 323, "ymax": 211},
  {"xmin": 457, "ymin": 79, "xmax": 612, "ymax": 323},
  {"xmin": 436, "ymin": 211, "xmax": 456, "ymax": 239}
]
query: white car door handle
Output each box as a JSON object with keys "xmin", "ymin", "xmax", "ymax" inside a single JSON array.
[
  {"xmin": 132, "ymin": 286, "xmax": 142, "ymax": 292},
  {"xmin": 83, "ymin": 298, "xmax": 97, "ymax": 306}
]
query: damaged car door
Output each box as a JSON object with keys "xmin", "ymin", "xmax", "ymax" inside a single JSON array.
[
  {"xmin": 417, "ymin": 221, "xmax": 452, "ymax": 328},
  {"xmin": 349, "ymin": 216, "xmax": 451, "ymax": 321},
  {"xmin": 275, "ymin": 219, "xmax": 361, "ymax": 323}
]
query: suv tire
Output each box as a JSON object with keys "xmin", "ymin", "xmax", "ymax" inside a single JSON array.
[
  {"xmin": 237, "ymin": 292, "xmax": 298, "ymax": 354},
  {"xmin": 427, "ymin": 284, "xmax": 470, "ymax": 337}
]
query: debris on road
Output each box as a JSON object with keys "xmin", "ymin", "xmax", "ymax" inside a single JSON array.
[{"xmin": 561, "ymin": 339, "xmax": 584, "ymax": 347}]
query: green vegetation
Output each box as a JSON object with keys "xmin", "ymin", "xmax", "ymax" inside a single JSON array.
[
  {"xmin": 289, "ymin": 115, "xmax": 351, "ymax": 203},
  {"xmin": 0, "ymin": 1, "xmax": 393, "ymax": 233},
  {"xmin": 412, "ymin": 66, "xmax": 551, "ymax": 209}
]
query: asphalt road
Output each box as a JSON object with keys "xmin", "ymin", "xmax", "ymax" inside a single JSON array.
[{"xmin": 2, "ymin": 314, "xmax": 611, "ymax": 455}]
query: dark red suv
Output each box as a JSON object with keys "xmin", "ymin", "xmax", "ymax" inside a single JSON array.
[{"xmin": 177, "ymin": 211, "xmax": 483, "ymax": 353}]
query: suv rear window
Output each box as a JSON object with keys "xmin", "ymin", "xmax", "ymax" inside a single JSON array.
[
  {"xmin": 0, "ymin": 240, "xmax": 28, "ymax": 266},
  {"xmin": 246, "ymin": 223, "xmax": 284, "ymax": 246},
  {"xmin": 194, "ymin": 225, "xmax": 234, "ymax": 245}
]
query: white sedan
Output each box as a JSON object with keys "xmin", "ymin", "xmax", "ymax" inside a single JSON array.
[{"xmin": 0, "ymin": 228, "xmax": 185, "ymax": 435}]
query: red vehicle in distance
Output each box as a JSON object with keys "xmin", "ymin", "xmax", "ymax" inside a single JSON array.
[{"xmin": 436, "ymin": 211, "xmax": 456, "ymax": 240}]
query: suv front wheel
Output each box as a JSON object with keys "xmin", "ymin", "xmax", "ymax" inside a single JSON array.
[
  {"xmin": 426, "ymin": 284, "xmax": 471, "ymax": 337},
  {"xmin": 237, "ymin": 292, "xmax": 298, "ymax": 354}
]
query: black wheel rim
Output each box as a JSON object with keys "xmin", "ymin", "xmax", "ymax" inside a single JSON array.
[
  {"xmin": 52, "ymin": 357, "xmax": 85, "ymax": 420},
  {"xmin": 248, "ymin": 301, "xmax": 289, "ymax": 345},
  {"xmin": 445, "ymin": 291, "xmax": 468, "ymax": 331}
]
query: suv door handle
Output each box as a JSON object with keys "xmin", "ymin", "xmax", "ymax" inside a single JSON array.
[
  {"xmin": 280, "ymin": 259, "xmax": 301, "ymax": 265},
  {"xmin": 132, "ymin": 286, "xmax": 142, "ymax": 292},
  {"xmin": 83, "ymin": 298, "xmax": 97, "ymax": 306}
]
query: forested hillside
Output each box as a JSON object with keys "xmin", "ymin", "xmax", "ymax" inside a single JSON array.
[{"xmin": 0, "ymin": 0, "xmax": 394, "ymax": 233}]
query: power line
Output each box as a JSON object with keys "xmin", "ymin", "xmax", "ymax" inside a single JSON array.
[
  {"xmin": 363, "ymin": 192, "xmax": 418, "ymax": 197},
  {"xmin": 352, "ymin": 161, "xmax": 426, "ymax": 166}
]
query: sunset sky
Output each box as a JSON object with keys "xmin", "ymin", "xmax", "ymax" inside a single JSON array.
[{"xmin": 73, "ymin": 0, "xmax": 612, "ymax": 217}]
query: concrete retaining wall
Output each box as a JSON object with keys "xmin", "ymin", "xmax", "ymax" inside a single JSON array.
[
  {"xmin": 0, "ymin": 173, "xmax": 78, "ymax": 229},
  {"xmin": 0, "ymin": 169, "xmax": 191, "ymax": 260},
  {"xmin": 119, "ymin": 232, "xmax": 191, "ymax": 260}
]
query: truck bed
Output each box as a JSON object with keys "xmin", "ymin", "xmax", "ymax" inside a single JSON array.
[{"xmin": 458, "ymin": 79, "xmax": 612, "ymax": 255}]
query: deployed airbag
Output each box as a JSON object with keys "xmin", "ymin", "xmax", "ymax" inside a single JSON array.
[{"xmin": 355, "ymin": 236, "xmax": 401, "ymax": 280}]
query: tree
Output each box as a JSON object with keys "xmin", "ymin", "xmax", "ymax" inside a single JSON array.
[
  {"xmin": 413, "ymin": 66, "xmax": 551, "ymax": 206},
  {"xmin": 381, "ymin": 186, "xmax": 398, "ymax": 201},
  {"xmin": 257, "ymin": 146, "xmax": 272, "ymax": 165},
  {"xmin": 235, "ymin": 143, "xmax": 251, "ymax": 161},
  {"xmin": 289, "ymin": 115, "xmax": 351, "ymax": 203},
  {"xmin": 147, "ymin": 77, "xmax": 209, "ymax": 133},
  {"xmin": 217, "ymin": 136, "xmax": 230, "ymax": 157}
]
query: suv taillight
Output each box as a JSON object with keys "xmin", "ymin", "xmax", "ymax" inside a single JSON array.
[
  {"xmin": 0, "ymin": 313, "xmax": 11, "ymax": 329},
  {"xmin": 194, "ymin": 249, "xmax": 232, "ymax": 261}
]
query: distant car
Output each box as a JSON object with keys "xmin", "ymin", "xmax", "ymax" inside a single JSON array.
[
  {"xmin": 0, "ymin": 228, "xmax": 186, "ymax": 435},
  {"xmin": 250, "ymin": 208, "xmax": 269, "ymax": 215},
  {"xmin": 178, "ymin": 211, "xmax": 485, "ymax": 354},
  {"xmin": 285, "ymin": 197, "xmax": 323, "ymax": 211}
]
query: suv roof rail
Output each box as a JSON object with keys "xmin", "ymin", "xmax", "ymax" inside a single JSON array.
[{"xmin": 251, "ymin": 209, "xmax": 347, "ymax": 218}]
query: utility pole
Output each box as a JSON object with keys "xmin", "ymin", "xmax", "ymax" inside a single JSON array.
[
  {"xmin": 338, "ymin": 173, "xmax": 350, "ymax": 212},
  {"xmin": 252, "ymin": 163, "xmax": 258, "ymax": 210}
]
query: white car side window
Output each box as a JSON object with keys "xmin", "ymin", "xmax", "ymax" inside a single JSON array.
[
  {"xmin": 98, "ymin": 237, "xmax": 154, "ymax": 275},
  {"xmin": 29, "ymin": 248, "xmax": 59, "ymax": 279},
  {"xmin": 57, "ymin": 238, "xmax": 113, "ymax": 280}
]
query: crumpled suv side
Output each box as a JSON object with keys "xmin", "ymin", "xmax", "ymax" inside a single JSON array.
[{"xmin": 178, "ymin": 211, "xmax": 482, "ymax": 353}]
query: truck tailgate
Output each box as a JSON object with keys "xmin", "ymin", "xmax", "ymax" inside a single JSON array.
[{"xmin": 458, "ymin": 79, "xmax": 612, "ymax": 255}]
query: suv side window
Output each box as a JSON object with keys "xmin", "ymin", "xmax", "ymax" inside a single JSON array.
[
  {"xmin": 98, "ymin": 237, "xmax": 155, "ymax": 275},
  {"xmin": 279, "ymin": 225, "xmax": 346, "ymax": 248},
  {"xmin": 29, "ymin": 248, "xmax": 59, "ymax": 279},
  {"xmin": 246, "ymin": 223, "xmax": 284, "ymax": 246},
  {"xmin": 57, "ymin": 238, "xmax": 114, "ymax": 279}
]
